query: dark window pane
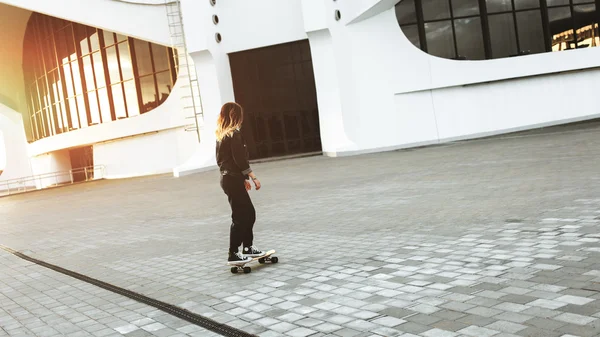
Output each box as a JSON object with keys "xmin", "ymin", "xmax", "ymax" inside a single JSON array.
[
  {"xmin": 516, "ymin": 10, "xmax": 546, "ymax": 54},
  {"xmin": 454, "ymin": 17, "xmax": 485, "ymax": 60},
  {"xmin": 452, "ymin": 0, "xmax": 479, "ymax": 17},
  {"xmin": 151, "ymin": 43, "xmax": 170, "ymax": 73},
  {"xmin": 574, "ymin": 5, "xmax": 598, "ymax": 48},
  {"xmin": 111, "ymin": 84, "xmax": 126, "ymax": 119},
  {"xmin": 401, "ymin": 24, "xmax": 421, "ymax": 49},
  {"xmin": 489, "ymin": 13, "xmax": 518, "ymax": 58},
  {"xmin": 455, "ymin": 17, "xmax": 485, "ymax": 59},
  {"xmin": 395, "ymin": 0, "xmax": 418, "ymax": 25},
  {"xmin": 548, "ymin": 7, "xmax": 574, "ymax": 51},
  {"xmin": 123, "ymin": 80, "xmax": 139, "ymax": 117},
  {"xmin": 425, "ymin": 20, "xmax": 456, "ymax": 58},
  {"xmin": 486, "ymin": 0, "xmax": 512, "ymax": 12},
  {"xmin": 139, "ymin": 75, "xmax": 157, "ymax": 113},
  {"xmin": 156, "ymin": 71, "xmax": 172, "ymax": 105},
  {"xmin": 546, "ymin": 0, "xmax": 569, "ymax": 6},
  {"xmin": 422, "ymin": 0, "xmax": 451, "ymax": 20},
  {"xmin": 118, "ymin": 42, "xmax": 134, "ymax": 80},
  {"xmin": 106, "ymin": 46, "xmax": 121, "ymax": 84},
  {"xmin": 515, "ymin": 0, "xmax": 540, "ymax": 10},
  {"xmin": 134, "ymin": 40, "xmax": 153, "ymax": 76}
]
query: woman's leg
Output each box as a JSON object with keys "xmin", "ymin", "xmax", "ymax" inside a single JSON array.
[{"xmin": 222, "ymin": 175, "xmax": 254, "ymax": 254}]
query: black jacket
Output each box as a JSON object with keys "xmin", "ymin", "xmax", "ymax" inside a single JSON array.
[{"xmin": 216, "ymin": 130, "xmax": 252, "ymax": 178}]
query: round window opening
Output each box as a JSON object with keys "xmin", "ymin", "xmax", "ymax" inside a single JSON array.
[
  {"xmin": 215, "ymin": 32, "xmax": 222, "ymax": 43},
  {"xmin": 334, "ymin": 10, "xmax": 341, "ymax": 21},
  {"xmin": 209, "ymin": 0, "xmax": 216, "ymax": 6},
  {"xmin": 212, "ymin": 15, "xmax": 219, "ymax": 25}
]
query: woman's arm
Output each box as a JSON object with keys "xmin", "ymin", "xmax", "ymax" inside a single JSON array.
[{"xmin": 231, "ymin": 132, "xmax": 261, "ymax": 190}]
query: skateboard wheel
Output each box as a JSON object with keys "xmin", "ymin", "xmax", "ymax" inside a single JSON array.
[
  {"xmin": 243, "ymin": 267, "xmax": 251, "ymax": 274},
  {"xmin": 230, "ymin": 267, "xmax": 238, "ymax": 274},
  {"xmin": 258, "ymin": 258, "xmax": 265, "ymax": 264},
  {"xmin": 271, "ymin": 256, "xmax": 279, "ymax": 264}
]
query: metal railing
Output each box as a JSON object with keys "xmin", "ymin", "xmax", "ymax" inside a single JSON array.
[{"xmin": 0, "ymin": 165, "xmax": 106, "ymax": 197}]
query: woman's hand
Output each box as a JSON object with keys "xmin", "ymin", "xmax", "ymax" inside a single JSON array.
[
  {"xmin": 244, "ymin": 180, "xmax": 252, "ymax": 191},
  {"xmin": 253, "ymin": 178, "xmax": 261, "ymax": 191}
]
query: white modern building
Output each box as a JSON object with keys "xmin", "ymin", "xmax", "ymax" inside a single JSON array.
[{"xmin": 1, "ymin": 0, "xmax": 599, "ymax": 187}]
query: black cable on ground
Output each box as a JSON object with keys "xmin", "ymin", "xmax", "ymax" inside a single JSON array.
[{"xmin": 0, "ymin": 244, "xmax": 257, "ymax": 337}]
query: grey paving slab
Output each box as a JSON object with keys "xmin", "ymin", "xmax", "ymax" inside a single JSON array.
[
  {"xmin": 3, "ymin": 122, "xmax": 600, "ymax": 336},
  {"xmin": 0, "ymin": 251, "xmax": 219, "ymax": 336}
]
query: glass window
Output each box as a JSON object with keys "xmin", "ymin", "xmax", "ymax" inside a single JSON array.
[
  {"xmin": 402, "ymin": 24, "xmax": 422, "ymax": 48},
  {"xmin": 488, "ymin": 13, "xmax": 518, "ymax": 57},
  {"xmin": 82, "ymin": 55, "xmax": 95, "ymax": 90},
  {"xmin": 549, "ymin": 7, "xmax": 574, "ymax": 51},
  {"xmin": 97, "ymin": 87, "xmax": 112, "ymax": 123},
  {"xmin": 72, "ymin": 61, "xmax": 84, "ymax": 95},
  {"xmin": 156, "ymin": 71, "xmax": 173, "ymax": 105},
  {"xmin": 514, "ymin": 0, "xmax": 540, "ymax": 10},
  {"xmin": 23, "ymin": 13, "xmax": 178, "ymax": 141},
  {"xmin": 455, "ymin": 17, "xmax": 485, "ymax": 60},
  {"xmin": 106, "ymin": 46, "xmax": 121, "ymax": 84},
  {"xmin": 118, "ymin": 42, "xmax": 134, "ymax": 80},
  {"xmin": 92, "ymin": 53, "xmax": 106, "ymax": 88},
  {"xmin": 89, "ymin": 28, "xmax": 100, "ymax": 52},
  {"xmin": 111, "ymin": 84, "xmax": 127, "ymax": 119},
  {"xmin": 103, "ymin": 30, "xmax": 115, "ymax": 46},
  {"xmin": 516, "ymin": 10, "xmax": 546, "ymax": 54},
  {"xmin": 139, "ymin": 75, "xmax": 157, "ymax": 113},
  {"xmin": 546, "ymin": 0, "xmax": 569, "ymax": 6},
  {"xmin": 452, "ymin": 0, "xmax": 480, "ymax": 17},
  {"xmin": 134, "ymin": 40, "xmax": 153, "ymax": 76},
  {"xmin": 422, "ymin": 0, "xmax": 451, "ymax": 21},
  {"xmin": 396, "ymin": 0, "xmax": 418, "ymax": 25},
  {"xmin": 574, "ymin": 4, "xmax": 598, "ymax": 49},
  {"xmin": 76, "ymin": 95, "xmax": 88, "ymax": 127},
  {"xmin": 152, "ymin": 44, "xmax": 170, "ymax": 73},
  {"xmin": 68, "ymin": 97, "xmax": 80, "ymax": 129},
  {"xmin": 88, "ymin": 91, "xmax": 101, "ymax": 125},
  {"xmin": 425, "ymin": 20, "xmax": 456, "ymax": 58},
  {"xmin": 124, "ymin": 80, "xmax": 140, "ymax": 117}
]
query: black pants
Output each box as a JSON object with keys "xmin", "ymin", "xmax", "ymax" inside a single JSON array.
[{"xmin": 220, "ymin": 174, "xmax": 256, "ymax": 253}]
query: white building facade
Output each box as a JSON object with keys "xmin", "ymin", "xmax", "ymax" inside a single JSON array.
[{"xmin": 1, "ymin": 0, "xmax": 599, "ymax": 185}]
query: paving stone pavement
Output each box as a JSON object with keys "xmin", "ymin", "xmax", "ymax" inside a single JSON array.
[
  {"xmin": 0, "ymin": 250, "xmax": 220, "ymax": 337},
  {"xmin": 2, "ymin": 121, "xmax": 600, "ymax": 336}
]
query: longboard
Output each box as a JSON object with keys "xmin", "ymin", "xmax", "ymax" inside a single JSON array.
[{"xmin": 229, "ymin": 249, "xmax": 278, "ymax": 274}]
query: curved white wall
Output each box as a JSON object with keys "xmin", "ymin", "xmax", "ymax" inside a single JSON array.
[
  {"xmin": 0, "ymin": 0, "xmax": 170, "ymax": 45},
  {"xmin": 2, "ymin": 0, "xmax": 599, "ymax": 180},
  {"xmin": 0, "ymin": 105, "xmax": 33, "ymax": 184}
]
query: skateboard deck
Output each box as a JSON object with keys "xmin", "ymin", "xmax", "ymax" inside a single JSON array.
[{"xmin": 229, "ymin": 249, "xmax": 278, "ymax": 274}]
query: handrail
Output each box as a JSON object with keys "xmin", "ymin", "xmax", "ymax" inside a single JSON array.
[{"xmin": 0, "ymin": 165, "xmax": 106, "ymax": 197}]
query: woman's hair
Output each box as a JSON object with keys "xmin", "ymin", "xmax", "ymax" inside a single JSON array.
[{"xmin": 215, "ymin": 102, "xmax": 244, "ymax": 141}]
